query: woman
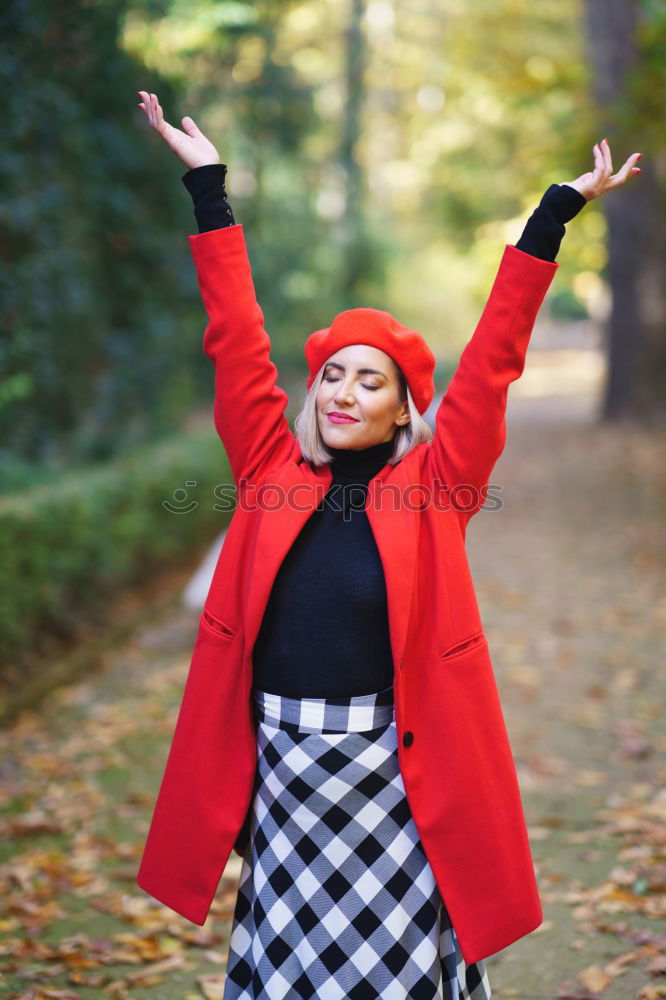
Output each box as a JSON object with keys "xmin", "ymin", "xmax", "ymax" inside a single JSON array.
[{"xmin": 136, "ymin": 91, "xmax": 640, "ymax": 1000}]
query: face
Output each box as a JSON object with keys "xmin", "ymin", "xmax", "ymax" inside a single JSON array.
[{"xmin": 315, "ymin": 344, "xmax": 410, "ymax": 450}]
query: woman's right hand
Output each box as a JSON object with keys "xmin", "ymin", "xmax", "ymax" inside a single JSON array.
[{"xmin": 137, "ymin": 91, "xmax": 221, "ymax": 170}]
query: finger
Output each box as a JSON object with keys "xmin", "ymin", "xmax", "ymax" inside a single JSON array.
[
  {"xmin": 592, "ymin": 142, "xmax": 604, "ymax": 176},
  {"xmin": 155, "ymin": 97, "xmax": 169, "ymax": 134},
  {"xmin": 606, "ymin": 139, "xmax": 613, "ymax": 173},
  {"xmin": 182, "ymin": 116, "xmax": 202, "ymax": 137},
  {"xmin": 608, "ymin": 153, "xmax": 643, "ymax": 188},
  {"xmin": 617, "ymin": 151, "xmax": 640, "ymax": 173},
  {"xmin": 146, "ymin": 92, "xmax": 156, "ymax": 127},
  {"xmin": 598, "ymin": 138, "xmax": 608, "ymax": 173},
  {"xmin": 154, "ymin": 97, "xmax": 164, "ymax": 131}
]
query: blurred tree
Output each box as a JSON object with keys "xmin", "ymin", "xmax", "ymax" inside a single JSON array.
[
  {"xmin": 354, "ymin": 0, "xmax": 603, "ymax": 347},
  {"xmin": 120, "ymin": 0, "xmax": 399, "ymax": 369},
  {"xmin": 337, "ymin": 0, "xmax": 374, "ymax": 303},
  {"xmin": 582, "ymin": 0, "xmax": 666, "ymax": 422},
  {"xmin": 8, "ymin": 0, "xmax": 659, "ymax": 491},
  {"xmin": 0, "ymin": 0, "xmax": 204, "ymax": 477}
]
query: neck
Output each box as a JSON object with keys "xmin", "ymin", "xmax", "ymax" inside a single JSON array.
[{"xmin": 327, "ymin": 435, "xmax": 396, "ymax": 479}]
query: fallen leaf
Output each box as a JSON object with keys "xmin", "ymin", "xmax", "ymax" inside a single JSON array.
[
  {"xmin": 556, "ymin": 979, "xmax": 602, "ymax": 999},
  {"xmin": 196, "ymin": 973, "xmax": 227, "ymax": 999},
  {"xmin": 124, "ymin": 953, "xmax": 187, "ymax": 983},
  {"xmin": 202, "ymin": 949, "xmax": 228, "ymax": 965},
  {"xmin": 647, "ymin": 955, "xmax": 666, "ymax": 976},
  {"xmin": 602, "ymin": 949, "xmax": 646, "ymax": 977},
  {"xmin": 578, "ymin": 964, "xmax": 612, "ymax": 992},
  {"xmin": 637, "ymin": 986, "xmax": 666, "ymax": 999}
]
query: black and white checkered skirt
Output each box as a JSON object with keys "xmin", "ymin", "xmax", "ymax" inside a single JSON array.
[{"xmin": 223, "ymin": 684, "xmax": 492, "ymax": 999}]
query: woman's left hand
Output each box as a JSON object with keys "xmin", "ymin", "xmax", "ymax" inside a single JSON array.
[{"xmin": 562, "ymin": 138, "xmax": 642, "ymax": 201}]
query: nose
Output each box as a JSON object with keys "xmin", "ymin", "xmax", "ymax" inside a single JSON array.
[{"xmin": 333, "ymin": 380, "xmax": 355, "ymax": 406}]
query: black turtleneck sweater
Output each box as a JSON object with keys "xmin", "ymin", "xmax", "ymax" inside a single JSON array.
[
  {"xmin": 252, "ymin": 437, "xmax": 396, "ymax": 697},
  {"xmin": 182, "ymin": 165, "xmax": 587, "ymax": 697}
]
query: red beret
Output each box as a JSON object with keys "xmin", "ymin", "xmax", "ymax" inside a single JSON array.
[{"xmin": 304, "ymin": 307, "xmax": 436, "ymax": 415}]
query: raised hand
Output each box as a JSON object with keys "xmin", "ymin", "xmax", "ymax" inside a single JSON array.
[
  {"xmin": 137, "ymin": 91, "xmax": 221, "ymax": 170},
  {"xmin": 562, "ymin": 138, "xmax": 642, "ymax": 201}
]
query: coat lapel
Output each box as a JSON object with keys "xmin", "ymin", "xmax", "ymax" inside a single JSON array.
[
  {"xmin": 241, "ymin": 456, "xmax": 332, "ymax": 656},
  {"xmin": 365, "ymin": 455, "xmax": 420, "ymax": 670}
]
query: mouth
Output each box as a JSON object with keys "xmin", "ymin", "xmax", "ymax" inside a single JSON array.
[{"xmin": 326, "ymin": 411, "xmax": 360, "ymax": 424}]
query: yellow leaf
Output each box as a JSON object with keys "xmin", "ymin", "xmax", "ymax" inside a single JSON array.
[
  {"xmin": 578, "ymin": 964, "xmax": 612, "ymax": 992},
  {"xmin": 196, "ymin": 973, "xmax": 227, "ymax": 1000},
  {"xmin": 637, "ymin": 986, "xmax": 666, "ymax": 1000}
]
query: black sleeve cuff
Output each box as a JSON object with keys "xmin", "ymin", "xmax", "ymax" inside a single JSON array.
[
  {"xmin": 516, "ymin": 183, "xmax": 587, "ymax": 262},
  {"xmin": 541, "ymin": 183, "xmax": 588, "ymax": 224},
  {"xmin": 181, "ymin": 163, "xmax": 236, "ymax": 233},
  {"xmin": 182, "ymin": 163, "xmax": 228, "ymax": 200}
]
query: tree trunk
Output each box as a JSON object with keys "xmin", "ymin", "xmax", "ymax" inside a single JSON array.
[
  {"xmin": 339, "ymin": 0, "xmax": 369, "ymax": 303},
  {"xmin": 581, "ymin": 0, "xmax": 666, "ymax": 423}
]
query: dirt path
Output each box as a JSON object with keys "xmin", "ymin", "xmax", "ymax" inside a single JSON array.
[
  {"xmin": 466, "ymin": 356, "xmax": 666, "ymax": 998},
  {"xmin": 1, "ymin": 333, "xmax": 664, "ymax": 999}
]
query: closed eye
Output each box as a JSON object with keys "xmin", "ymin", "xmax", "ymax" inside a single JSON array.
[{"xmin": 323, "ymin": 375, "xmax": 380, "ymax": 390}]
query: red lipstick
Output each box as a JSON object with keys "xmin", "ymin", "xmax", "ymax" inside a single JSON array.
[{"xmin": 327, "ymin": 412, "xmax": 359, "ymax": 424}]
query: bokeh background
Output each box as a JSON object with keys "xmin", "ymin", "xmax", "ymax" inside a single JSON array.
[{"xmin": 1, "ymin": 1, "xmax": 665, "ymax": 998}]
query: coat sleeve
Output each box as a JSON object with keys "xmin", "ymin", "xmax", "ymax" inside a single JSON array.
[
  {"xmin": 423, "ymin": 244, "xmax": 558, "ymax": 526},
  {"xmin": 188, "ymin": 224, "xmax": 296, "ymax": 485}
]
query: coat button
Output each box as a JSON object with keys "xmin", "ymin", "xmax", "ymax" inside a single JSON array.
[{"xmin": 403, "ymin": 731, "xmax": 414, "ymax": 747}]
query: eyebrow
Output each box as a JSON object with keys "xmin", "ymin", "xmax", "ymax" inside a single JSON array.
[{"xmin": 324, "ymin": 361, "xmax": 388, "ymax": 379}]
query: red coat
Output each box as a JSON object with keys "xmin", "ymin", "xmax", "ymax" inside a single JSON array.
[{"xmin": 136, "ymin": 224, "xmax": 558, "ymax": 964}]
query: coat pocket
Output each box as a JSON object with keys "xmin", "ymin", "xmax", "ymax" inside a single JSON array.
[
  {"xmin": 200, "ymin": 608, "xmax": 238, "ymax": 641},
  {"xmin": 439, "ymin": 629, "xmax": 487, "ymax": 661}
]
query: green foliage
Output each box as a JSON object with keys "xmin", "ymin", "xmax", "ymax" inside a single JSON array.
[
  {"xmin": 0, "ymin": 427, "xmax": 233, "ymax": 666},
  {"xmin": 0, "ymin": 0, "xmax": 208, "ymax": 467},
  {"xmin": 549, "ymin": 288, "xmax": 590, "ymax": 321},
  {"xmin": 622, "ymin": 0, "xmax": 666, "ymax": 154}
]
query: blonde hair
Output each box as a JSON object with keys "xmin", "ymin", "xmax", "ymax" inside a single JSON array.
[{"xmin": 294, "ymin": 359, "xmax": 433, "ymax": 468}]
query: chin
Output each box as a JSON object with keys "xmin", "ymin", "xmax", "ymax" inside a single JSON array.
[
  {"xmin": 322, "ymin": 431, "xmax": 352, "ymax": 448},
  {"xmin": 320, "ymin": 419, "xmax": 358, "ymax": 443}
]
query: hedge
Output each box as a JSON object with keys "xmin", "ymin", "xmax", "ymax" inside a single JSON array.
[{"xmin": 0, "ymin": 427, "xmax": 234, "ymax": 674}]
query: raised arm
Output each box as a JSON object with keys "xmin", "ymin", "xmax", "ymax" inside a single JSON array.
[
  {"xmin": 188, "ymin": 222, "xmax": 295, "ymax": 484},
  {"xmin": 137, "ymin": 92, "xmax": 295, "ymax": 484},
  {"xmin": 423, "ymin": 138, "xmax": 642, "ymax": 529}
]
